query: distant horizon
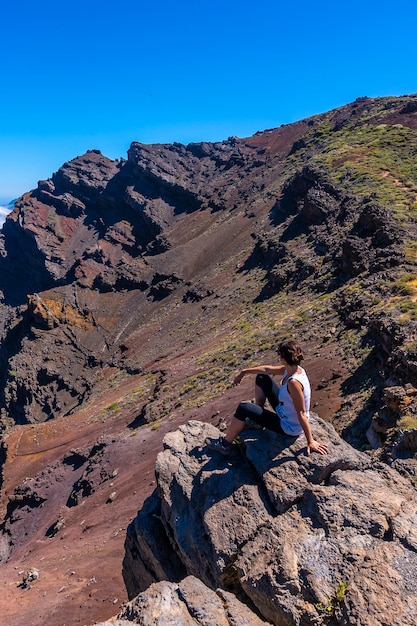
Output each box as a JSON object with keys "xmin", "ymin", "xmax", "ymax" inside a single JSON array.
[{"xmin": 0, "ymin": 203, "xmax": 13, "ymax": 227}]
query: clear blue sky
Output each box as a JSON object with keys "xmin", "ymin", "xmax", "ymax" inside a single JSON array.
[{"xmin": 1, "ymin": 0, "xmax": 416, "ymax": 201}]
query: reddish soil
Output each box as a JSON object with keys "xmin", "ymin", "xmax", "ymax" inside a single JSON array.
[
  {"xmin": 2, "ymin": 95, "xmax": 416, "ymax": 625},
  {"xmin": 0, "ymin": 402, "xmax": 196, "ymax": 626},
  {"xmin": 0, "ymin": 342, "xmax": 345, "ymax": 626}
]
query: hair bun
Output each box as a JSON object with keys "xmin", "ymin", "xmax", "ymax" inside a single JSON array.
[{"xmin": 279, "ymin": 340, "xmax": 304, "ymax": 365}]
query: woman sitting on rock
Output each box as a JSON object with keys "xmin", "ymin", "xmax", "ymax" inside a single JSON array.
[{"xmin": 206, "ymin": 339, "xmax": 328, "ymax": 456}]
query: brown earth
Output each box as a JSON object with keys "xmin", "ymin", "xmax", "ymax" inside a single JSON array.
[
  {"xmin": 0, "ymin": 94, "xmax": 416, "ymax": 625},
  {"xmin": 0, "ymin": 341, "xmax": 345, "ymax": 626}
]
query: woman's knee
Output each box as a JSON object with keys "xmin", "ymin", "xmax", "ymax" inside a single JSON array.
[
  {"xmin": 255, "ymin": 374, "xmax": 272, "ymax": 394},
  {"xmin": 234, "ymin": 401, "xmax": 262, "ymax": 421}
]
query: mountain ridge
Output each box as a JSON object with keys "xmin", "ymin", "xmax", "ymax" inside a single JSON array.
[{"xmin": 0, "ymin": 93, "xmax": 416, "ymax": 624}]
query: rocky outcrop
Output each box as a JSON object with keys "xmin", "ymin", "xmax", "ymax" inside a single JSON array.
[
  {"xmin": 0, "ymin": 96, "xmax": 416, "ymax": 431},
  {"xmin": 97, "ymin": 575, "xmax": 271, "ymax": 625},
  {"xmin": 247, "ymin": 167, "xmax": 408, "ymax": 314},
  {"xmin": 368, "ymin": 384, "xmax": 417, "ymax": 446},
  {"xmin": 0, "ymin": 95, "xmax": 417, "ymax": 626},
  {"xmin": 0, "ymin": 437, "xmax": 118, "ymax": 561},
  {"xmin": 123, "ymin": 419, "xmax": 417, "ymax": 626},
  {"xmin": 261, "ymin": 167, "xmax": 406, "ymax": 296},
  {"xmin": 366, "ymin": 384, "xmax": 417, "ymax": 483}
]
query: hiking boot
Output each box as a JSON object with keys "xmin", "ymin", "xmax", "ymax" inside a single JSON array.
[{"xmin": 205, "ymin": 437, "xmax": 233, "ymax": 456}]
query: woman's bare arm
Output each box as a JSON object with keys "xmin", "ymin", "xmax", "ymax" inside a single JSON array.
[
  {"xmin": 288, "ymin": 379, "xmax": 328, "ymax": 455},
  {"xmin": 233, "ymin": 364, "xmax": 285, "ymax": 386}
]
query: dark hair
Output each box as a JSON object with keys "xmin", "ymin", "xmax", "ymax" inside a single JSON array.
[{"xmin": 278, "ymin": 340, "xmax": 304, "ymax": 365}]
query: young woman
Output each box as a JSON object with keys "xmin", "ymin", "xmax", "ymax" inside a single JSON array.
[{"xmin": 206, "ymin": 339, "xmax": 328, "ymax": 456}]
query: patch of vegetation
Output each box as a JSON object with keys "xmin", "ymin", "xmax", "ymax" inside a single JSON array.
[
  {"xmin": 293, "ymin": 117, "xmax": 417, "ymax": 223},
  {"xmin": 398, "ymin": 300, "xmax": 417, "ymax": 322},
  {"xmin": 315, "ymin": 581, "xmax": 348, "ymax": 616},
  {"xmin": 394, "ymin": 275, "xmax": 417, "ymax": 296},
  {"xmin": 398, "ymin": 415, "xmax": 417, "ymax": 431},
  {"xmin": 336, "ymin": 580, "xmax": 348, "ymax": 603},
  {"xmin": 102, "ymin": 400, "xmax": 121, "ymax": 414},
  {"xmin": 178, "ymin": 368, "xmax": 231, "ymax": 410},
  {"xmin": 165, "ymin": 288, "xmax": 335, "ymax": 415},
  {"xmin": 405, "ymin": 240, "xmax": 417, "ymax": 263}
]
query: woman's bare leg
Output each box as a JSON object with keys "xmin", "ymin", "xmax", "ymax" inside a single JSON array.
[
  {"xmin": 224, "ymin": 417, "xmax": 246, "ymax": 443},
  {"xmin": 254, "ymin": 382, "xmax": 266, "ymax": 407},
  {"xmin": 221, "ymin": 378, "xmax": 270, "ymax": 445}
]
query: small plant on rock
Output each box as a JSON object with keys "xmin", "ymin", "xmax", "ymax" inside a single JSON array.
[{"xmin": 315, "ymin": 581, "xmax": 348, "ymax": 617}]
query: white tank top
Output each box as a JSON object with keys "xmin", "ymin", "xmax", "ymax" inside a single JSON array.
[{"xmin": 276, "ymin": 367, "xmax": 311, "ymax": 436}]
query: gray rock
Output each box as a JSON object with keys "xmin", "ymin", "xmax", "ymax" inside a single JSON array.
[
  {"xmin": 96, "ymin": 576, "xmax": 271, "ymax": 625},
  {"xmin": 124, "ymin": 417, "xmax": 417, "ymax": 625}
]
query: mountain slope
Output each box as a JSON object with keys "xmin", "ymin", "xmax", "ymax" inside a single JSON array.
[
  {"xmin": 0, "ymin": 95, "xmax": 416, "ymax": 435},
  {"xmin": 0, "ymin": 94, "xmax": 416, "ymax": 625}
]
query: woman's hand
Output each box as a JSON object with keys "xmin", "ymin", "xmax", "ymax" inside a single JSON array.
[
  {"xmin": 307, "ymin": 439, "xmax": 328, "ymax": 455},
  {"xmin": 233, "ymin": 371, "xmax": 244, "ymax": 386}
]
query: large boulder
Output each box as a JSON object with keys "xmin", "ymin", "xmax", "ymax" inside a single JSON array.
[
  {"xmin": 97, "ymin": 575, "xmax": 271, "ymax": 625},
  {"xmin": 123, "ymin": 417, "xmax": 417, "ymax": 625}
]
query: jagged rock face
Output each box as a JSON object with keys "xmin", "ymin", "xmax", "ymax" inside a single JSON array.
[
  {"xmin": 124, "ymin": 419, "xmax": 417, "ymax": 625},
  {"xmin": 0, "ymin": 151, "xmax": 155, "ymax": 302},
  {"xmin": 260, "ymin": 166, "xmax": 405, "ymax": 294},
  {"xmin": 0, "ymin": 94, "xmax": 416, "ymax": 436},
  {"xmin": 0, "ymin": 138, "xmax": 278, "ymax": 425},
  {"xmin": 0, "ymin": 140, "xmax": 269, "ymax": 305},
  {"xmin": 96, "ymin": 575, "xmax": 272, "ymax": 625}
]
